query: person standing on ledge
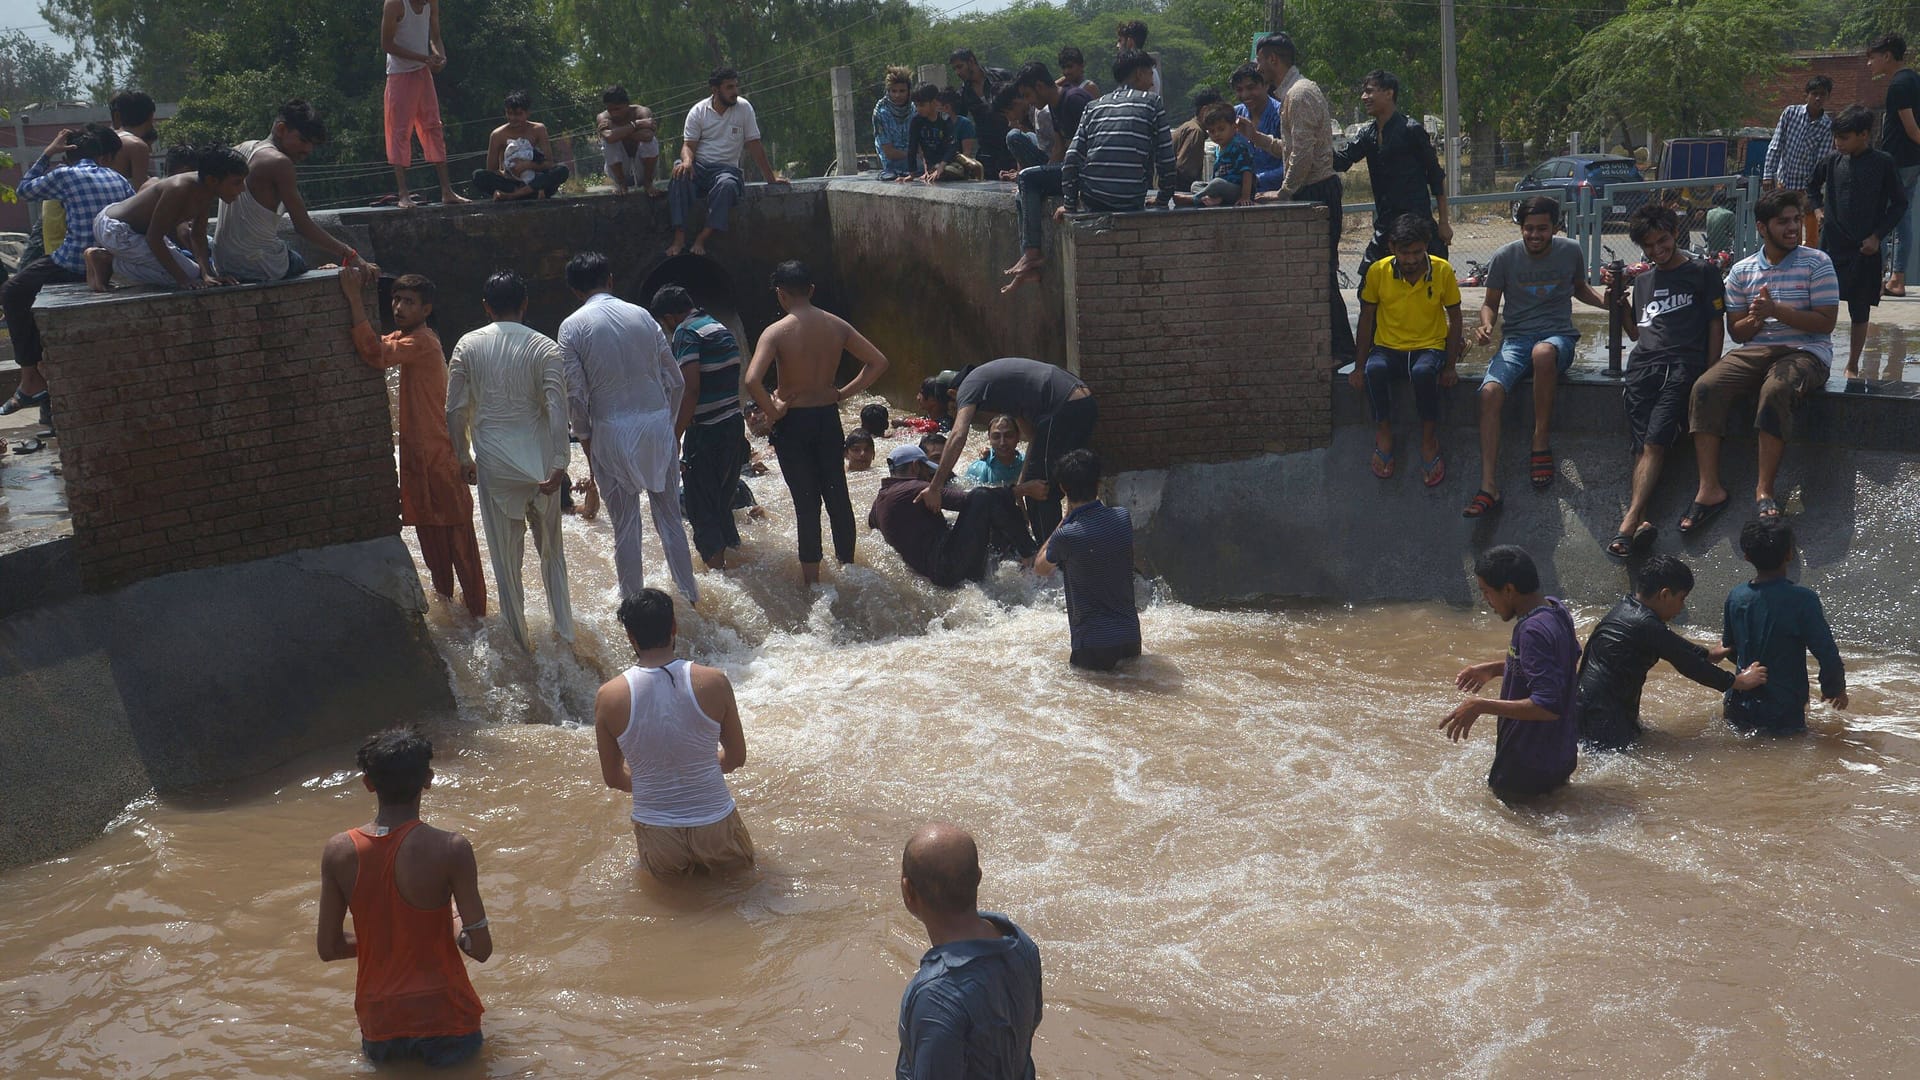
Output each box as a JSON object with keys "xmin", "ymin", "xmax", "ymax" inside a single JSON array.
[
  {"xmin": 1442, "ymin": 545, "xmax": 1581, "ymax": 801},
  {"xmin": 923, "ymin": 357, "xmax": 1095, "ymax": 545},
  {"xmin": 448, "ymin": 271, "xmax": 574, "ymax": 651},
  {"xmin": 317, "ymin": 728, "xmax": 491, "ymax": 1068},
  {"xmin": 1334, "ymin": 69, "xmax": 1453, "ymax": 277},
  {"xmin": 342, "ymin": 267, "xmax": 485, "ymax": 617},
  {"xmin": 217, "ymin": 100, "xmax": 367, "ymax": 283},
  {"xmin": 594, "ymin": 589, "xmax": 754, "ymax": 877},
  {"xmin": 667, "ymin": 67, "xmax": 788, "ymax": 257},
  {"xmin": 742, "ymin": 260, "xmax": 891, "ymax": 585},
  {"xmin": 382, "ymin": 0, "xmax": 468, "ymax": 208},
  {"xmin": 559, "ymin": 251, "xmax": 699, "ymax": 606},
  {"xmin": 896, "ymin": 822, "xmax": 1044, "ymax": 1080}
]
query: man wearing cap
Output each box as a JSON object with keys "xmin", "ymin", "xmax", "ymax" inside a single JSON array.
[
  {"xmin": 920, "ymin": 357, "xmax": 1094, "ymax": 544},
  {"xmin": 869, "ymin": 444, "xmax": 1036, "ymax": 587}
]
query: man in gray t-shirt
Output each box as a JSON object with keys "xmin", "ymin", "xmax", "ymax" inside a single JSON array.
[{"xmin": 1461, "ymin": 196, "xmax": 1606, "ymax": 518}]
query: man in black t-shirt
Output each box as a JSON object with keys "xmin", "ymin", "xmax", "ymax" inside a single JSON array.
[
  {"xmin": 949, "ymin": 48, "xmax": 1014, "ymax": 178},
  {"xmin": 1600, "ymin": 205, "xmax": 1724, "ymax": 557},
  {"xmin": 1867, "ymin": 33, "xmax": 1920, "ymax": 293}
]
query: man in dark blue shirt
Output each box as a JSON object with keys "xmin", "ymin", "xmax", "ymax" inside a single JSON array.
[
  {"xmin": 1722, "ymin": 518, "xmax": 1847, "ymax": 734},
  {"xmin": 897, "ymin": 822, "xmax": 1043, "ymax": 1080},
  {"xmin": 1033, "ymin": 448, "xmax": 1140, "ymax": 671}
]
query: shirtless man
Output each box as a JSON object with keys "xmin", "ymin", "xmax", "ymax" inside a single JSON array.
[
  {"xmin": 597, "ymin": 85, "xmax": 662, "ymax": 196},
  {"xmin": 741, "ymin": 260, "xmax": 890, "ymax": 584},
  {"xmin": 474, "ymin": 91, "xmax": 568, "ymax": 201},
  {"xmin": 109, "ymin": 90, "xmax": 157, "ymax": 188},
  {"xmin": 86, "ymin": 147, "xmax": 247, "ymax": 290},
  {"xmin": 317, "ymin": 728, "xmax": 492, "ymax": 1066},
  {"xmin": 216, "ymin": 100, "xmax": 366, "ymax": 283}
]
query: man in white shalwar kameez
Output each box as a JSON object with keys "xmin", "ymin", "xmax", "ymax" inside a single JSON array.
[
  {"xmin": 558, "ymin": 251, "xmax": 700, "ymax": 606},
  {"xmin": 447, "ymin": 270, "xmax": 575, "ymax": 650}
]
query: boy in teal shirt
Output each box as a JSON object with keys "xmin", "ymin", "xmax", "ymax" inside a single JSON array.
[{"xmin": 1722, "ymin": 518, "xmax": 1847, "ymax": 734}]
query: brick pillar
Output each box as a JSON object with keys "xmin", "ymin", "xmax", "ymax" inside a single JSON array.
[
  {"xmin": 1062, "ymin": 203, "xmax": 1333, "ymax": 472},
  {"xmin": 36, "ymin": 271, "xmax": 400, "ymax": 591}
]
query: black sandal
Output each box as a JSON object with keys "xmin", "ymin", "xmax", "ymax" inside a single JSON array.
[
  {"xmin": 1630, "ymin": 522, "xmax": 1658, "ymax": 553},
  {"xmin": 1605, "ymin": 531, "xmax": 1634, "ymax": 558},
  {"xmin": 1677, "ymin": 497, "xmax": 1729, "ymax": 534},
  {"xmin": 0, "ymin": 388, "xmax": 47, "ymax": 416}
]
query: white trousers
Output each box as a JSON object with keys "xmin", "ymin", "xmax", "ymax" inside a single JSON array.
[
  {"xmin": 477, "ymin": 477, "xmax": 573, "ymax": 650},
  {"xmin": 93, "ymin": 211, "xmax": 198, "ymax": 286}
]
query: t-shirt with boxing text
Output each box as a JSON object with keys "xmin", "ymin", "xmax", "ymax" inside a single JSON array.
[{"xmin": 1627, "ymin": 258, "xmax": 1725, "ymax": 370}]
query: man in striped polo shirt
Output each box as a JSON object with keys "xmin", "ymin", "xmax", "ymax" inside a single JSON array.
[
  {"xmin": 653, "ymin": 285, "xmax": 749, "ymax": 570},
  {"xmin": 1034, "ymin": 449, "xmax": 1140, "ymax": 671},
  {"xmin": 1055, "ymin": 49, "xmax": 1176, "ymax": 225},
  {"xmin": 1683, "ymin": 188, "xmax": 1838, "ymax": 529}
]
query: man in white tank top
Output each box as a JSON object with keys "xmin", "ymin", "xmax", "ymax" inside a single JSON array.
[
  {"xmin": 215, "ymin": 100, "xmax": 367, "ymax": 283},
  {"xmin": 382, "ymin": 0, "xmax": 468, "ymax": 208},
  {"xmin": 593, "ymin": 588, "xmax": 753, "ymax": 877}
]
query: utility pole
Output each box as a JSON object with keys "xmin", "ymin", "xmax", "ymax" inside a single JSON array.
[
  {"xmin": 1267, "ymin": 0, "xmax": 1283, "ymax": 32},
  {"xmin": 1441, "ymin": 0, "xmax": 1461, "ymax": 200},
  {"xmin": 830, "ymin": 66, "xmax": 858, "ymax": 176}
]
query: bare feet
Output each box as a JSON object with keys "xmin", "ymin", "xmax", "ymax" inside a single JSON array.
[
  {"xmin": 647, "ymin": 187, "xmax": 666, "ymax": 199},
  {"xmin": 83, "ymin": 247, "xmax": 113, "ymax": 292},
  {"xmin": 579, "ymin": 482, "xmax": 600, "ymax": 520},
  {"xmin": 1000, "ymin": 265, "xmax": 1042, "ymax": 294},
  {"xmin": 395, "ymin": 194, "xmax": 421, "ymax": 209},
  {"xmin": 1003, "ymin": 250, "xmax": 1043, "ymax": 278},
  {"xmin": 690, "ymin": 241, "xmax": 709, "ymax": 256},
  {"xmin": 441, "ymin": 189, "xmax": 471, "ymax": 205},
  {"xmin": 1846, "ymin": 364, "xmax": 1862, "ymax": 378}
]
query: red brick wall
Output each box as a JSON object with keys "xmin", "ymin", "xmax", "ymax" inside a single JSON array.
[
  {"xmin": 1063, "ymin": 202, "xmax": 1331, "ymax": 472},
  {"xmin": 1746, "ymin": 53, "xmax": 1882, "ymax": 128},
  {"xmin": 36, "ymin": 271, "xmax": 400, "ymax": 591}
]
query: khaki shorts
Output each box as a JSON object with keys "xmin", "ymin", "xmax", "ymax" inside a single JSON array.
[
  {"xmin": 1689, "ymin": 344, "xmax": 1827, "ymax": 441},
  {"xmin": 633, "ymin": 809, "xmax": 755, "ymax": 876}
]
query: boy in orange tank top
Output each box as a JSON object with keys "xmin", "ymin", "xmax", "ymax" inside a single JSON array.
[{"xmin": 317, "ymin": 728, "xmax": 492, "ymax": 1066}]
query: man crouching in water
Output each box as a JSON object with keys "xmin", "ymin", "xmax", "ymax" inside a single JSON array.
[{"xmin": 317, "ymin": 728, "xmax": 491, "ymax": 1066}]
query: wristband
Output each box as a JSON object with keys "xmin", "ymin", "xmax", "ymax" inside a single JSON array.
[
  {"xmin": 344, "ymin": 249, "xmax": 360, "ymax": 266},
  {"xmin": 461, "ymin": 917, "xmax": 488, "ymax": 931}
]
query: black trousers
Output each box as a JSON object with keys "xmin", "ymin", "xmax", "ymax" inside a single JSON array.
[
  {"xmin": 1, "ymin": 254, "xmax": 84, "ymax": 368},
  {"xmin": 1071, "ymin": 641, "xmax": 1140, "ymax": 671},
  {"xmin": 1295, "ymin": 174, "xmax": 1355, "ymax": 360},
  {"xmin": 1021, "ymin": 394, "xmax": 1098, "ymax": 544},
  {"xmin": 471, "ymin": 165, "xmax": 570, "ymax": 198},
  {"xmin": 771, "ymin": 405, "xmax": 856, "ymax": 565},
  {"xmin": 929, "ymin": 487, "xmax": 1037, "ymax": 587},
  {"xmin": 682, "ymin": 415, "xmax": 749, "ymax": 562}
]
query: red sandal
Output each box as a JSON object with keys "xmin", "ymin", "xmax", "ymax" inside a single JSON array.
[{"xmin": 1529, "ymin": 448, "xmax": 1555, "ymax": 489}]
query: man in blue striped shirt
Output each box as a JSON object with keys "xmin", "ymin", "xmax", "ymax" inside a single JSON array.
[
  {"xmin": 1034, "ymin": 448, "xmax": 1140, "ymax": 671},
  {"xmin": 0, "ymin": 124, "xmax": 135, "ymax": 415},
  {"xmin": 653, "ymin": 285, "xmax": 748, "ymax": 570},
  {"xmin": 1057, "ymin": 49, "xmax": 1175, "ymax": 222}
]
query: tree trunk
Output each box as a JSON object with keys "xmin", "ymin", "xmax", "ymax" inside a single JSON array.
[{"xmin": 1470, "ymin": 117, "xmax": 1497, "ymax": 194}]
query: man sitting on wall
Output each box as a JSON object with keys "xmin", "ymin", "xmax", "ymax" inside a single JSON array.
[
  {"xmin": 473, "ymin": 90, "xmax": 570, "ymax": 201},
  {"xmin": 597, "ymin": 85, "xmax": 661, "ymax": 196},
  {"xmin": 216, "ymin": 100, "xmax": 368, "ymax": 283},
  {"xmin": 667, "ymin": 67, "xmax": 789, "ymax": 257}
]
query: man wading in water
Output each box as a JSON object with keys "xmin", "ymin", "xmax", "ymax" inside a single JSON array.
[
  {"xmin": 317, "ymin": 728, "xmax": 492, "ymax": 1066},
  {"xmin": 741, "ymin": 260, "xmax": 890, "ymax": 584}
]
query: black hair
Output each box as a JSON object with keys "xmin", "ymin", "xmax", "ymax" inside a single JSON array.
[
  {"xmin": 392, "ymin": 273, "xmax": 437, "ymax": 307},
  {"xmin": 710, "ymin": 67, "xmax": 740, "ymax": 87},
  {"xmin": 564, "ymin": 251, "xmax": 613, "ymax": 294},
  {"xmin": 483, "ymin": 270, "xmax": 528, "ymax": 314},
  {"xmin": 844, "ymin": 429, "xmax": 875, "ymax": 451},
  {"xmin": 1832, "ymin": 104, "xmax": 1875, "ymax": 137},
  {"xmin": 860, "ymin": 403, "xmax": 890, "ymax": 436},
  {"xmin": 948, "ymin": 47, "xmax": 977, "ymax": 65},
  {"xmin": 1635, "ymin": 554, "xmax": 1695, "ymax": 598},
  {"xmin": 770, "ymin": 260, "xmax": 813, "ymax": 292},
  {"xmin": 1627, "ymin": 203, "xmax": 1679, "ymax": 245},
  {"xmin": 1870, "ymin": 33, "xmax": 1907, "ymax": 61},
  {"xmin": 197, "ymin": 146, "xmax": 247, "ymax": 182},
  {"xmin": 1058, "ymin": 45, "xmax": 1085, "ymax": 68},
  {"xmin": 1256, "ymin": 33, "xmax": 1297, "ymax": 65},
  {"xmin": 1113, "ymin": 48, "xmax": 1155, "ymax": 86},
  {"xmin": 1806, "ymin": 75, "xmax": 1834, "ymax": 94},
  {"xmin": 357, "ymin": 727, "xmax": 433, "ymax": 805},
  {"xmin": 1754, "ymin": 187, "xmax": 1805, "ymax": 223},
  {"xmin": 651, "ymin": 284, "xmax": 695, "ymax": 316},
  {"xmin": 110, "ymin": 89, "xmax": 156, "ymax": 127},
  {"xmin": 1192, "ymin": 89, "xmax": 1224, "ymax": 114},
  {"xmin": 918, "ymin": 431, "xmax": 947, "ymax": 454},
  {"xmin": 1516, "ymin": 194, "xmax": 1560, "ymax": 226},
  {"xmin": 1387, "ymin": 213, "xmax": 1431, "ymax": 249},
  {"xmin": 1711, "ymin": 188, "xmax": 1731, "ymax": 208},
  {"xmin": 1201, "ymin": 102, "xmax": 1237, "ymax": 130},
  {"xmin": 1230, "ymin": 63, "xmax": 1265, "ymax": 89},
  {"xmin": 920, "ymin": 376, "xmax": 945, "ymax": 400},
  {"xmin": 276, "ymin": 99, "xmax": 327, "ymax": 143},
  {"xmin": 603, "ymin": 84, "xmax": 631, "ymax": 105},
  {"xmin": 618, "ymin": 588, "xmax": 676, "ymax": 649},
  {"xmin": 1739, "ymin": 518, "xmax": 1794, "ymax": 572},
  {"xmin": 76, "ymin": 122, "xmax": 122, "ymax": 162},
  {"xmin": 1116, "ymin": 19, "xmax": 1149, "ymax": 46},
  {"xmin": 936, "ymin": 87, "xmax": 963, "ymax": 111},
  {"xmin": 1014, "ymin": 61, "xmax": 1054, "ymax": 91},
  {"xmin": 1473, "ymin": 545, "xmax": 1540, "ymax": 593},
  {"xmin": 1362, "ymin": 69, "xmax": 1400, "ymax": 99},
  {"xmin": 504, "ymin": 89, "xmax": 532, "ymax": 112},
  {"xmin": 910, "ymin": 82, "xmax": 941, "ymax": 105},
  {"xmin": 993, "ymin": 83, "xmax": 1026, "ymax": 116},
  {"xmin": 1054, "ymin": 447, "xmax": 1101, "ymax": 502}
]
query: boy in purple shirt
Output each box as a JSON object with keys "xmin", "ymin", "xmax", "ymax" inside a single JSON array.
[{"xmin": 1442, "ymin": 545, "xmax": 1582, "ymax": 799}]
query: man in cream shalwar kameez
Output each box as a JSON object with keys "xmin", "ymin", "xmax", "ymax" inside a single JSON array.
[
  {"xmin": 558, "ymin": 254, "xmax": 699, "ymax": 605},
  {"xmin": 447, "ymin": 277, "xmax": 574, "ymax": 650}
]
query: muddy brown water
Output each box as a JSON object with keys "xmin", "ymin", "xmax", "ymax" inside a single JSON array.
[{"xmin": 4, "ymin": 408, "xmax": 1919, "ymax": 1077}]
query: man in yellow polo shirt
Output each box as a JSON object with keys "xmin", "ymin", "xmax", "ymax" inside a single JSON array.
[{"xmin": 1350, "ymin": 213, "xmax": 1463, "ymax": 485}]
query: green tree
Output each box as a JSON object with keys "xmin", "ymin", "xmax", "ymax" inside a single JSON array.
[{"xmin": 0, "ymin": 30, "xmax": 79, "ymax": 106}]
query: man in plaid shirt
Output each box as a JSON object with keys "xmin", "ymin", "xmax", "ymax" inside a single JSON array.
[
  {"xmin": 0, "ymin": 124, "xmax": 136, "ymax": 416},
  {"xmin": 1764, "ymin": 76, "xmax": 1834, "ymax": 245}
]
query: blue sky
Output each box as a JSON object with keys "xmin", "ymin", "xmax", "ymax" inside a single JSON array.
[{"xmin": 0, "ymin": 0, "xmax": 60, "ymax": 46}]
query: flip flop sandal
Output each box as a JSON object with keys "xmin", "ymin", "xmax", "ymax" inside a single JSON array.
[
  {"xmin": 1421, "ymin": 453, "xmax": 1446, "ymax": 488},
  {"xmin": 1630, "ymin": 522, "xmax": 1659, "ymax": 553},
  {"xmin": 1677, "ymin": 497, "xmax": 1729, "ymax": 534},
  {"xmin": 1371, "ymin": 446, "xmax": 1395, "ymax": 479},
  {"xmin": 1529, "ymin": 448, "xmax": 1555, "ymax": 489},
  {"xmin": 1605, "ymin": 531, "xmax": 1634, "ymax": 558},
  {"xmin": 9, "ymin": 437, "xmax": 42, "ymax": 454},
  {"xmin": 1462, "ymin": 489, "xmax": 1503, "ymax": 518},
  {"xmin": 1756, "ymin": 496, "xmax": 1783, "ymax": 520},
  {"xmin": 0, "ymin": 388, "xmax": 48, "ymax": 415}
]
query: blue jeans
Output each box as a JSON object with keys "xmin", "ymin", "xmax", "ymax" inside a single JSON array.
[
  {"xmin": 283, "ymin": 248, "xmax": 308, "ymax": 279},
  {"xmin": 1896, "ymin": 165, "xmax": 1920, "ymax": 280},
  {"xmin": 1017, "ymin": 164, "xmax": 1063, "ymax": 250},
  {"xmin": 669, "ymin": 162, "xmax": 744, "ymax": 232},
  {"xmin": 1006, "ymin": 130, "xmax": 1049, "ymax": 169},
  {"xmin": 1364, "ymin": 347, "xmax": 1445, "ymax": 422},
  {"xmin": 1484, "ymin": 333, "xmax": 1578, "ymax": 391},
  {"xmin": 362, "ymin": 1030, "xmax": 483, "ymax": 1067}
]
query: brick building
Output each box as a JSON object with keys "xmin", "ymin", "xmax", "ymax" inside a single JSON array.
[{"xmin": 1745, "ymin": 52, "xmax": 1881, "ymax": 129}]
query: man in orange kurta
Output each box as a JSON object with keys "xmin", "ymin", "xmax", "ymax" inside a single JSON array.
[{"xmin": 342, "ymin": 266, "xmax": 486, "ymax": 616}]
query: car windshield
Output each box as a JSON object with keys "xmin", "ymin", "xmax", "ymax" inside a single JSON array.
[{"xmin": 1592, "ymin": 161, "xmax": 1642, "ymax": 182}]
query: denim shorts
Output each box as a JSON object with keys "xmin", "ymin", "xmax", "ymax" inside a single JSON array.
[
  {"xmin": 1483, "ymin": 333, "xmax": 1578, "ymax": 391},
  {"xmin": 362, "ymin": 1030, "xmax": 483, "ymax": 1067}
]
